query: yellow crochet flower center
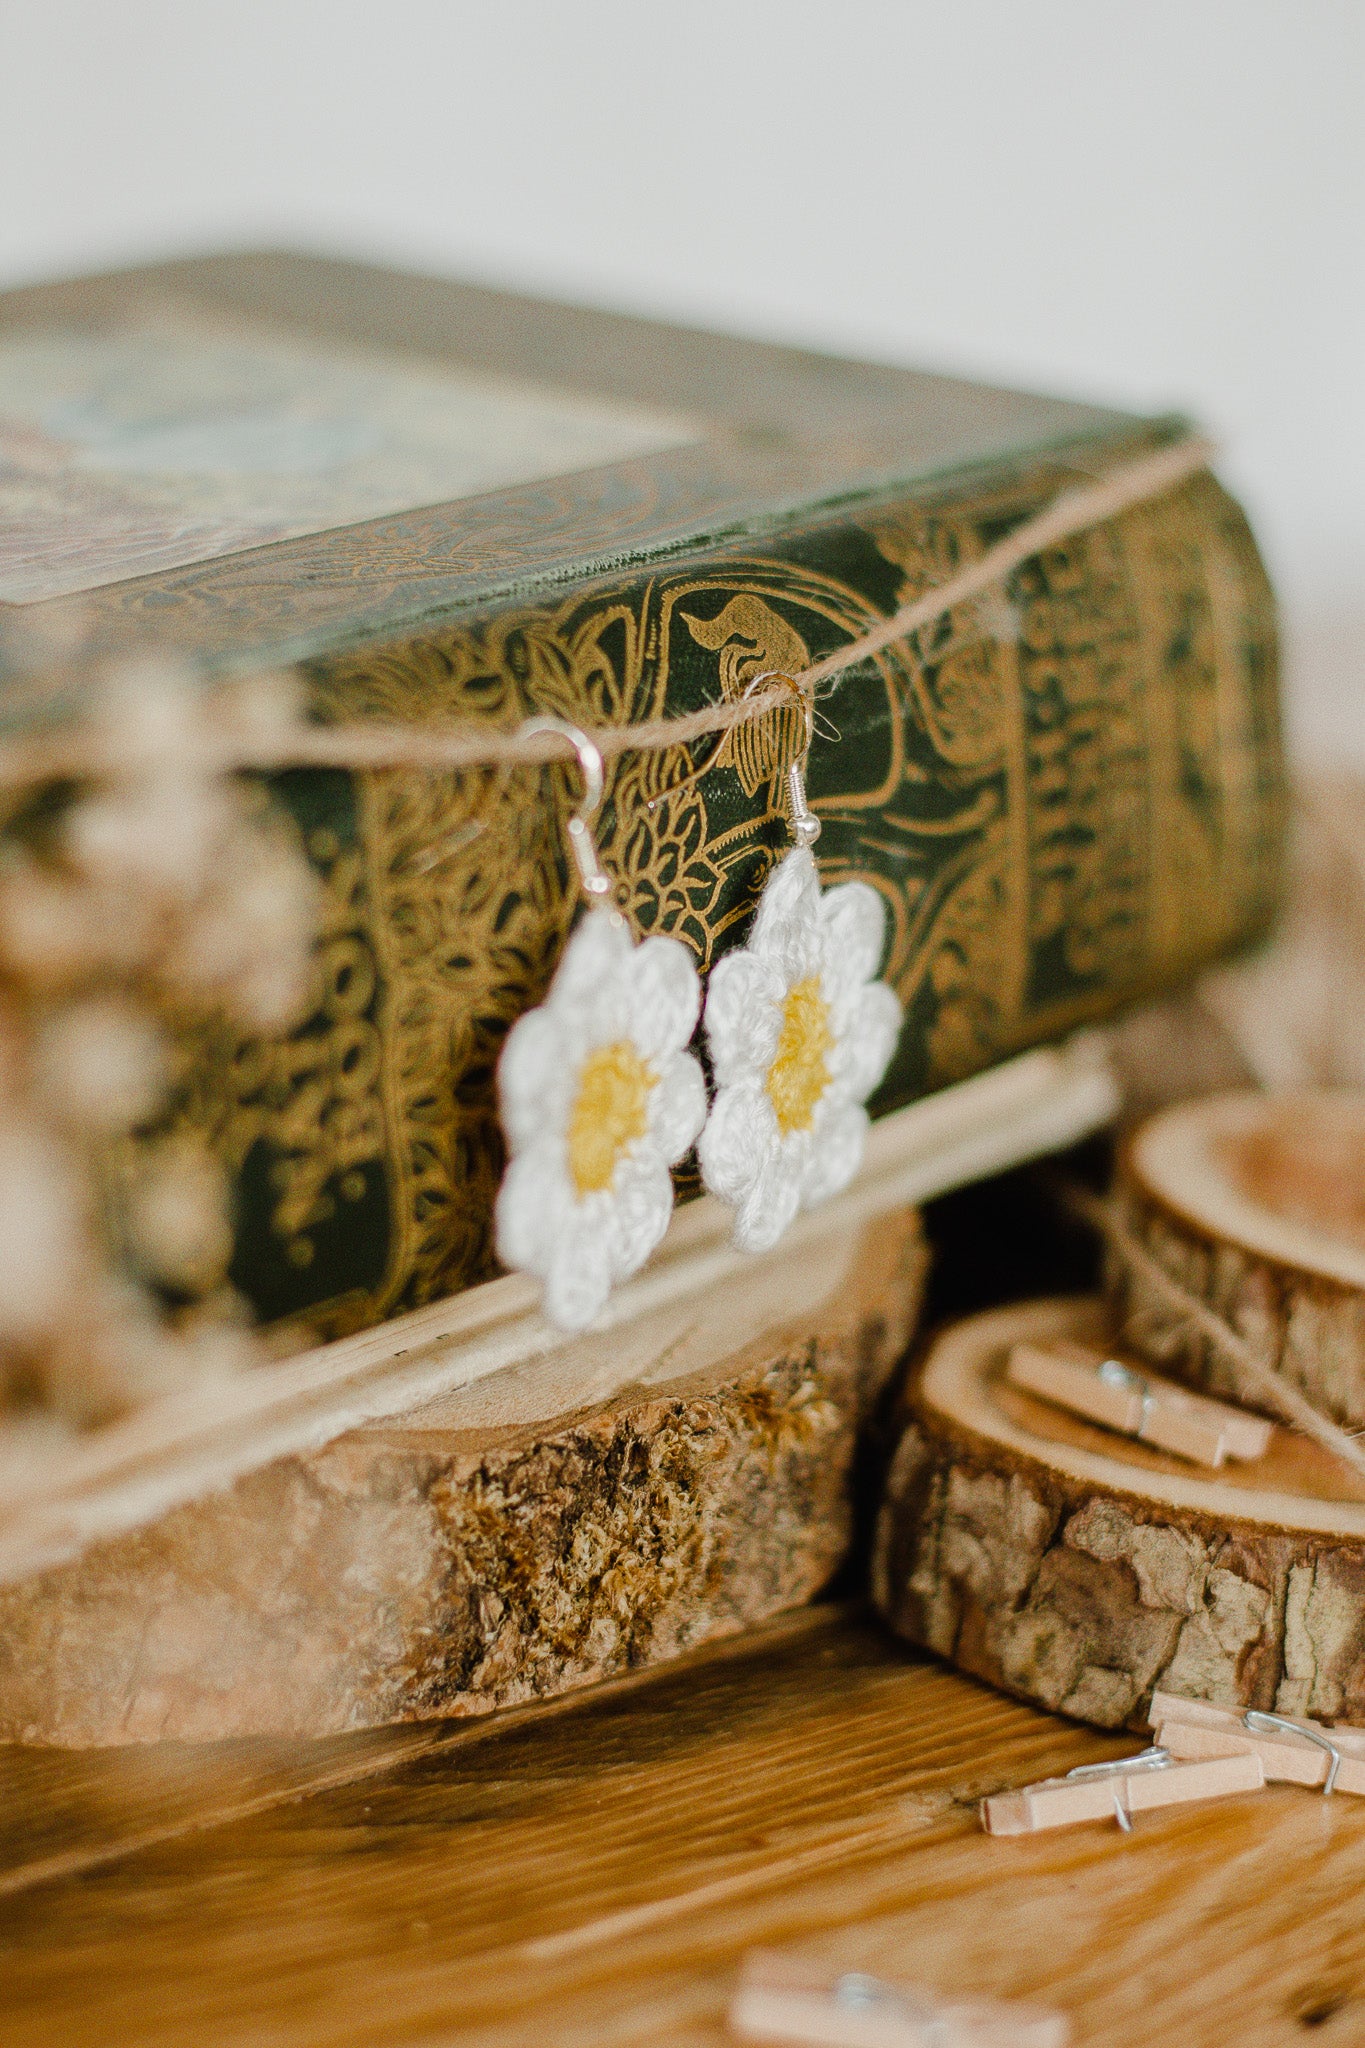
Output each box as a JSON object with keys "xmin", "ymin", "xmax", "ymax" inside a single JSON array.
[
  {"xmin": 567, "ymin": 1040, "xmax": 656, "ymax": 1196},
  {"xmin": 766, "ymin": 976, "xmax": 834, "ymax": 1137}
]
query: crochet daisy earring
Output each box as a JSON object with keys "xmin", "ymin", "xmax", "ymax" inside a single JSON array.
[
  {"xmin": 495, "ymin": 718, "xmax": 707, "ymax": 1331},
  {"xmin": 698, "ymin": 678, "xmax": 902, "ymax": 1254}
]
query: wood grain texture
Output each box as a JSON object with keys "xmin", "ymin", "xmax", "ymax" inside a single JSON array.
[
  {"xmin": 2, "ymin": 1603, "xmax": 1364, "ymax": 2048},
  {"xmin": 873, "ymin": 1296, "xmax": 1365, "ymax": 1732},
  {"xmin": 1112, "ymin": 1091, "xmax": 1365, "ymax": 1430},
  {"xmin": 0, "ymin": 1209, "xmax": 925, "ymax": 1747}
]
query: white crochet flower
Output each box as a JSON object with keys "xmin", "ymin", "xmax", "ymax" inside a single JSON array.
[
  {"xmin": 495, "ymin": 911, "xmax": 706, "ymax": 1330},
  {"xmin": 698, "ymin": 847, "xmax": 902, "ymax": 1253}
]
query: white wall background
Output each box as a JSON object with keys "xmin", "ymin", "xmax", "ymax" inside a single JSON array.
[{"xmin": 2, "ymin": 0, "xmax": 1361, "ymax": 760}]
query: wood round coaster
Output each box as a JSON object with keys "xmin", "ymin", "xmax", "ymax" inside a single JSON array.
[
  {"xmin": 1112, "ymin": 1090, "xmax": 1365, "ymax": 1429},
  {"xmin": 872, "ymin": 1295, "xmax": 1365, "ymax": 1730}
]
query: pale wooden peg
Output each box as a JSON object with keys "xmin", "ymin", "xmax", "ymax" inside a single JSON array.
[
  {"xmin": 1149, "ymin": 1689, "xmax": 1365, "ymax": 1757},
  {"xmin": 729, "ymin": 1952, "xmax": 1068, "ymax": 2048},
  {"xmin": 1150, "ymin": 1689, "xmax": 1365, "ymax": 1792},
  {"xmin": 1156, "ymin": 1715, "xmax": 1365, "ymax": 1794},
  {"xmin": 1005, "ymin": 1339, "xmax": 1273, "ymax": 1468},
  {"xmin": 981, "ymin": 1745, "xmax": 1264, "ymax": 1836}
]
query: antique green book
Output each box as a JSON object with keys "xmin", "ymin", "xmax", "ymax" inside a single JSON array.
[{"xmin": 0, "ymin": 252, "xmax": 1282, "ymax": 1341}]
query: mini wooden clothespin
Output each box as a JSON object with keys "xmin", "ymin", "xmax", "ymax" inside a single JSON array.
[
  {"xmin": 1005, "ymin": 1339, "xmax": 1273, "ymax": 1468},
  {"xmin": 980, "ymin": 1743, "xmax": 1263, "ymax": 1836},
  {"xmin": 1150, "ymin": 1689, "xmax": 1365, "ymax": 1795},
  {"xmin": 728, "ymin": 1952, "xmax": 1068, "ymax": 2048}
]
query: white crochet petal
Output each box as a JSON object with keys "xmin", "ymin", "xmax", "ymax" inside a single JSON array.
[
  {"xmin": 733, "ymin": 1140, "xmax": 805, "ymax": 1254},
  {"xmin": 829, "ymin": 979, "xmax": 903, "ymax": 1102},
  {"xmin": 703, "ymin": 949, "xmax": 783, "ymax": 1085},
  {"xmin": 601, "ymin": 1149, "xmax": 676, "ymax": 1280},
  {"xmin": 542, "ymin": 1211, "xmax": 615, "ymax": 1330},
  {"xmin": 649, "ymin": 1049, "xmax": 708, "ymax": 1161},
  {"xmin": 749, "ymin": 847, "xmax": 823, "ymax": 981},
  {"xmin": 696, "ymin": 1079, "xmax": 773, "ymax": 1207},
  {"xmin": 624, "ymin": 934, "xmax": 702, "ymax": 1062},
  {"xmin": 799, "ymin": 1100, "xmax": 869, "ymax": 1207},
  {"xmin": 819, "ymin": 877, "xmax": 888, "ymax": 992},
  {"xmin": 494, "ymin": 1143, "xmax": 569, "ymax": 1273},
  {"xmin": 550, "ymin": 910, "xmax": 634, "ymax": 1044},
  {"xmin": 497, "ymin": 1007, "xmax": 572, "ymax": 1151},
  {"xmin": 494, "ymin": 910, "xmax": 698, "ymax": 1331}
]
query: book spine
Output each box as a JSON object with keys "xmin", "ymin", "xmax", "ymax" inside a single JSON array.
[{"xmin": 184, "ymin": 452, "xmax": 1281, "ymax": 1339}]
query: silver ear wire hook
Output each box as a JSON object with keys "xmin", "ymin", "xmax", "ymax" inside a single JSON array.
[
  {"xmin": 747, "ymin": 670, "xmax": 820, "ymax": 847},
  {"xmin": 1245, "ymin": 1710, "xmax": 1344, "ymax": 1794},
  {"xmin": 519, "ymin": 715, "xmax": 617, "ymax": 911}
]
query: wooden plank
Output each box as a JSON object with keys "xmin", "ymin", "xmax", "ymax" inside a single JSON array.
[
  {"xmin": 0, "ymin": 1606, "xmax": 842, "ymax": 1904},
  {"xmin": 2, "ymin": 1607, "xmax": 1363, "ymax": 2047}
]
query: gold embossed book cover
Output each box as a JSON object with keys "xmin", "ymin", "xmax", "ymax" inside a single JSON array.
[{"xmin": 0, "ymin": 252, "xmax": 1283, "ymax": 1341}]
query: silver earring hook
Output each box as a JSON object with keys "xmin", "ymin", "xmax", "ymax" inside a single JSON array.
[
  {"xmin": 520, "ymin": 715, "xmax": 616, "ymax": 909},
  {"xmin": 746, "ymin": 670, "xmax": 820, "ymax": 848}
]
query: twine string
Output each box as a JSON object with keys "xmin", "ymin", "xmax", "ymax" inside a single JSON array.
[
  {"xmin": 1060, "ymin": 1178, "xmax": 1365, "ymax": 1485},
  {"xmin": 0, "ymin": 434, "xmax": 1213, "ymax": 790}
]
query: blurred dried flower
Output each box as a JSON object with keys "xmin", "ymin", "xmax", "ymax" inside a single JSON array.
[
  {"xmin": 163, "ymin": 822, "xmax": 322, "ymax": 1032},
  {"xmin": 64, "ymin": 771, "xmax": 234, "ymax": 900},
  {"xmin": 0, "ymin": 855, "xmax": 151, "ymax": 989},
  {"xmin": 208, "ymin": 665, "xmax": 306, "ymax": 741},
  {"xmin": 122, "ymin": 1140, "xmax": 234, "ymax": 1296},
  {"xmin": 34, "ymin": 998, "xmax": 167, "ymax": 1134},
  {"xmin": 43, "ymin": 1277, "xmax": 250, "ymax": 1427},
  {"xmin": 0, "ymin": 1124, "xmax": 86, "ymax": 1347},
  {"xmin": 0, "ymin": 623, "xmax": 320, "ymax": 1429}
]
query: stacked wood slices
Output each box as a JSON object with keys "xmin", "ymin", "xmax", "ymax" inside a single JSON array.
[{"xmin": 875, "ymin": 1090, "xmax": 1365, "ymax": 1732}]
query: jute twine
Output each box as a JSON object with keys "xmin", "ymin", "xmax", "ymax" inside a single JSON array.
[
  {"xmin": 0, "ymin": 433, "xmax": 1213, "ymax": 790},
  {"xmin": 1063, "ymin": 1179, "xmax": 1365, "ymax": 1484}
]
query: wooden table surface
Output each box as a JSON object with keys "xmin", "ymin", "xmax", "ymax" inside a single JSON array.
[{"xmin": 2, "ymin": 1603, "xmax": 1362, "ymax": 2048}]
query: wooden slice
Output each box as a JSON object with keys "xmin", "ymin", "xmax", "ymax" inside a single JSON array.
[
  {"xmin": 1111, "ymin": 1089, "xmax": 1365, "ymax": 1429},
  {"xmin": 0, "ymin": 1202, "xmax": 926, "ymax": 1749},
  {"xmin": 0, "ymin": 1039, "xmax": 1115, "ymax": 1749},
  {"xmin": 873, "ymin": 1295, "xmax": 1365, "ymax": 1731}
]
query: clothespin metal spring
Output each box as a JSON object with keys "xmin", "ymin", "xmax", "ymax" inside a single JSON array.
[
  {"xmin": 1245, "ymin": 1710, "xmax": 1343, "ymax": 1795},
  {"xmin": 1064, "ymin": 1745, "xmax": 1173, "ymax": 1833},
  {"xmin": 1150, "ymin": 1688, "xmax": 1365, "ymax": 1797}
]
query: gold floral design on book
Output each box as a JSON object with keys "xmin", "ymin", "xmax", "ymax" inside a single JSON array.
[{"xmin": 153, "ymin": 465, "xmax": 1280, "ymax": 1339}]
